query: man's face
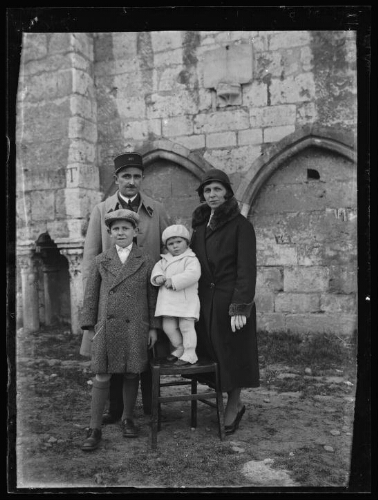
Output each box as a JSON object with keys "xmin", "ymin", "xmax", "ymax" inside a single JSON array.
[{"xmin": 114, "ymin": 167, "xmax": 144, "ymax": 198}]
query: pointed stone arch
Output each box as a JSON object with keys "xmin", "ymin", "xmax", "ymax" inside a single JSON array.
[
  {"xmin": 102, "ymin": 139, "xmax": 214, "ymax": 200},
  {"xmin": 139, "ymin": 138, "xmax": 214, "ymax": 178},
  {"xmin": 236, "ymin": 125, "xmax": 357, "ymax": 216}
]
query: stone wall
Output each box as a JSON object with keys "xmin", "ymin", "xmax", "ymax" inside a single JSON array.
[{"xmin": 16, "ymin": 30, "xmax": 357, "ymax": 336}]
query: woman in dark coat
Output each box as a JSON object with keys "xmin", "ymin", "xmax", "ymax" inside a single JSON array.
[{"xmin": 190, "ymin": 169, "xmax": 259, "ymax": 435}]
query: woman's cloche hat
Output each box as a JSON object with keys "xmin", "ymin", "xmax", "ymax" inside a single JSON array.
[
  {"xmin": 162, "ymin": 224, "xmax": 190, "ymax": 245},
  {"xmin": 114, "ymin": 152, "xmax": 144, "ymax": 175},
  {"xmin": 196, "ymin": 169, "xmax": 234, "ymax": 198},
  {"xmin": 105, "ymin": 209, "xmax": 140, "ymax": 228}
]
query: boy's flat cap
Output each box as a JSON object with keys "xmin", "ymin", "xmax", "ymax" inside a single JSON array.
[{"xmin": 105, "ymin": 209, "xmax": 140, "ymax": 228}]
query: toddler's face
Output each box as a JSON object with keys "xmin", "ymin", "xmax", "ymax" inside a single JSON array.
[
  {"xmin": 166, "ymin": 237, "xmax": 188, "ymax": 256},
  {"xmin": 109, "ymin": 220, "xmax": 137, "ymax": 248}
]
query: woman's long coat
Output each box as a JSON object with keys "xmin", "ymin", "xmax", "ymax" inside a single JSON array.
[
  {"xmin": 80, "ymin": 244, "xmax": 159, "ymax": 374},
  {"xmin": 151, "ymin": 248, "xmax": 201, "ymax": 319},
  {"xmin": 190, "ymin": 197, "xmax": 260, "ymax": 392}
]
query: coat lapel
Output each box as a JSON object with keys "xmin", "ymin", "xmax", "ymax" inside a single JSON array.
[
  {"xmin": 194, "ymin": 223, "xmax": 214, "ymax": 281},
  {"xmin": 109, "ymin": 244, "xmax": 144, "ymax": 289},
  {"xmin": 100, "ymin": 246, "xmax": 123, "ymax": 277}
]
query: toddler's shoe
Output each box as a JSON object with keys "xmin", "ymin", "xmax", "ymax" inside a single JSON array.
[
  {"xmin": 165, "ymin": 354, "xmax": 178, "ymax": 362},
  {"xmin": 81, "ymin": 428, "xmax": 102, "ymax": 451},
  {"xmin": 173, "ymin": 359, "xmax": 191, "ymax": 366}
]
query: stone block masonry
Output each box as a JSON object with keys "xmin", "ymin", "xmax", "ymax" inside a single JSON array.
[{"xmin": 16, "ymin": 30, "xmax": 357, "ymax": 338}]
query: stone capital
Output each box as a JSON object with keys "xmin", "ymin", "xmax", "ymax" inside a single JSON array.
[{"xmin": 60, "ymin": 248, "xmax": 83, "ymax": 277}]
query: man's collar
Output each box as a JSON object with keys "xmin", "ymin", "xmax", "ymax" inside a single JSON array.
[{"xmin": 118, "ymin": 192, "xmax": 138, "ymax": 203}]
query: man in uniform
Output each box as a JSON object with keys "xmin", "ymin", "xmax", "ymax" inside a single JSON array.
[{"xmin": 81, "ymin": 152, "xmax": 171, "ymax": 421}]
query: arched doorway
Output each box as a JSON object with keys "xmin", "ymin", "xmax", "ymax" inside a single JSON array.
[
  {"xmin": 237, "ymin": 127, "xmax": 357, "ymax": 336},
  {"xmin": 34, "ymin": 233, "xmax": 71, "ymax": 328}
]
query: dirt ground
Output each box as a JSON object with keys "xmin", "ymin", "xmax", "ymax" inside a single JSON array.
[{"xmin": 11, "ymin": 326, "xmax": 357, "ymax": 491}]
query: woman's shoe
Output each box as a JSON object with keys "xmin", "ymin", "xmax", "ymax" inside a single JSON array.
[{"xmin": 225, "ymin": 405, "xmax": 246, "ymax": 435}]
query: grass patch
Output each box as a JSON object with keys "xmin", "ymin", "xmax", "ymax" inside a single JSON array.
[{"xmin": 257, "ymin": 330, "xmax": 356, "ymax": 372}]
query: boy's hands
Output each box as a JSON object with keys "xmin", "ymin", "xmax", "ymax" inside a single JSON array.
[
  {"xmin": 148, "ymin": 329, "xmax": 158, "ymax": 349},
  {"xmin": 155, "ymin": 275, "xmax": 166, "ymax": 286}
]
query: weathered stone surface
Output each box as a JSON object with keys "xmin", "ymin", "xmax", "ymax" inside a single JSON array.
[
  {"xmin": 269, "ymin": 31, "xmax": 311, "ymax": 51},
  {"xmin": 284, "ymin": 267, "xmax": 329, "ymax": 293},
  {"xmin": 68, "ymin": 117, "xmax": 97, "ymax": 142},
  {"xmin": 204, "ymin": 145, "xmax": 262, "ymax": 174},
  {"xmin": 19, "ymin": 70, "xmax": 71, "ymax": 104},
  {"xmin": 285, "ymin": 313, "xmax": 357, "ymax": 336},
  {"xmin": 257, "ymin": 313, "xmax": 286, "ymax": 332},
  {"xmin": 162, "ymin": 116, "xmax": 194, "ymax": 137},
  {"xmin": 320, "ymin": 293, "xmax": 357, "ymax": 313},
  {"xmin": 151, "ymin": 31, "xmax": 183, "ymax": 53},
  {"xmin": 242, "ymin": 81, "xmax": 268, "ymax": 108},
  {"xmin": 238, "ymin": 128, "xmax": 263, "ymax": 146},
  {"xmin": 275, "ymin": 293, "xmax": 320, "ymax": 313},
  {"xmin": 21, "ymin": 33, "xmax": 48, "ymax": 62},
  {"xmin": 146, "ymin": 91, "xmax": 198, "ymax": 119},
  {"xmin": 194, "ymin": 109, "xmax": 250, "ymax": 134},
  {"xmin": 68, "ymin": 140, "xmax": 97, "ymax": 164},
  {"xmin": 122, "ymin": 119, "xmax": 162, "ymax": 141},
  {"xmin": 256, "ymin": 267, "xmax": 283, "ymax": 292},
  {"xmin": 270, "ymin": 73, "xmax": 316, "ymax": 105},
  {"xmin": 329, "ymin": 265, "xmax": 357, "ymax": 294},
  {"xmin": 70, "ymin": 95, "xmax": 97, "ymax": 122},
  {"xmin": 264, "ymin": 125, "xmax": 296, "ymax": 143},
  {"xmin": 175, "ymin": 134, "xmax": 205, "ymax": 151},
  {"xmin": 206, "ymin": 131, "xmax": 237, "ymax": 149},
  {"xmin": 255, "ymin": 293, "xmax": 275, "ymax": 313}
]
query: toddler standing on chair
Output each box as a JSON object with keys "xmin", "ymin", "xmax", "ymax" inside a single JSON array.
[{"xmin": 151, "ymin": 224, "xmax": 201, "ymax": 366}]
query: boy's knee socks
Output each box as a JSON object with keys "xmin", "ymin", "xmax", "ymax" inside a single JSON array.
[{"xmin": 90, "ymin": 379, "xmax": 110, "ymax": 429}]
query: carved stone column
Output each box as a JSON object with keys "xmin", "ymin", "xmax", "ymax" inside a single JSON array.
[
  {"xmin": 18, "ymin": 252, "xmax": 39, "ymax": 333},
  {"xmin": 41, "ymin": 264, "xmax": 60, "ymax": 326},
  {"xmin": 60, "ymin": 248, "xmax": 83, "ymax": 335}
]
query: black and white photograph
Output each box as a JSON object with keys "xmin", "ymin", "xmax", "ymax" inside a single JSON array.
[{"xmin": 6, "ymin": 6, "xmax": 372, "ymax": 494}]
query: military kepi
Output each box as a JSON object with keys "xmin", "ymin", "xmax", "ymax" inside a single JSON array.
[{"xmin": 114, "ymin": 152, "xmax": 144, "ymax": 174}]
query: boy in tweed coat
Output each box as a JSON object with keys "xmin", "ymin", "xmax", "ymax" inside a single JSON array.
[{"xmin": 80, "ymin": 209, "xmax": 159, "ymax": 451}]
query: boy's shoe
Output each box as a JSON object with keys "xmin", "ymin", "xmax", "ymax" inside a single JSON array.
[
  {"xmin": 81, "ymin": 428, "xmax": 102, "ymax": 451},
  {"xmin": 122, "ymin": 419, "xmax": 139, "ymax": 438}
]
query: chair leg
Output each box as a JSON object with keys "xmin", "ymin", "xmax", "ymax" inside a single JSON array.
[
  {"xmin": 215, "ymin": 368, "xmax": 225, "ymax": 440},
  {"xmin": 158, "ymin": 387, "xmax": 162, "ymax": 432},
  {"xmin": 191, "ymin": 377, "xmax": 197, "ymax": 428},
  {"xmin": 151, "ymin": 366, "xmax": 160, "ymax": 450}
]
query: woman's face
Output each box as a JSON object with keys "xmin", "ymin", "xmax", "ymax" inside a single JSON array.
[{"xmin": 203, "ymin": 181, "xmax": 228, "ymax": 209}]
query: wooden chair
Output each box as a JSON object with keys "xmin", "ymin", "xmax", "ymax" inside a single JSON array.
[{"xmin": 150, "ymin": 355, "xmax": 226, "ymax": 449}]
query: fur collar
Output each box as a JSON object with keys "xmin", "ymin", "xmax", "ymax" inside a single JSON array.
[{"xmin": 192, "ymin": 197, "xmax": 240, "ymax": 232}]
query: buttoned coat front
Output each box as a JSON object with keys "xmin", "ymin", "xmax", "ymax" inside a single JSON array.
[
  {"xmin": 80, "ymin": 244, "xmax": 159, "ymax": 374},
  {"xmin": 151, "ymin": 248, "xmax": 201, "ymax": 320},
  {"xmin": 190, "ymin": 197, "xmax": 260, "ymax": 392}
]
